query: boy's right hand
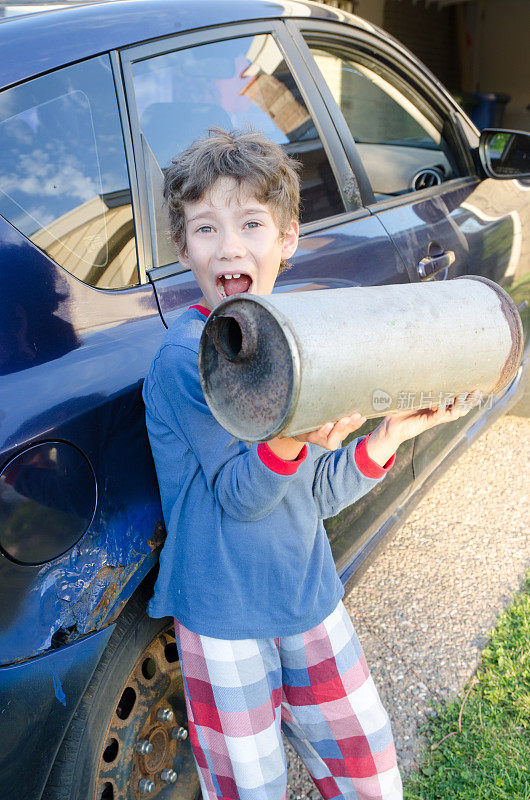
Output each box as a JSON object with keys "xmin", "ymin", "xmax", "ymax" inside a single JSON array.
[
  {"xmin": 267, "ymin": 413, "xmax": 367, "ymax": 460},
  {"xmin": 294, "ymin": 412, "xmax": 367, "ymax": 451}
]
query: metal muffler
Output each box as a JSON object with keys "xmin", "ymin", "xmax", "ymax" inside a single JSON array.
[{"xmin": 198, "ymin": 276, "xmax": 523, "ymax": 442}]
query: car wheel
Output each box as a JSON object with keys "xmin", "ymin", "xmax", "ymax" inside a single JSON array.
[{"xmin": 42, "ymin": 586, "xmax": 201, "ymax": 800}]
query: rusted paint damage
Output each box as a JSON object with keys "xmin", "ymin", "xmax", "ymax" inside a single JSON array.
[{"xmin": 44, "ymin": 508, "xmax": 163, "ymax": 647}]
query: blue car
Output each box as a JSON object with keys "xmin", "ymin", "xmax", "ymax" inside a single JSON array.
[{"xmin": 0, "ymin": 2, "xmax": 528, "ymax": 798}]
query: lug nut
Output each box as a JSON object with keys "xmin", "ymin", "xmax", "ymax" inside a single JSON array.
[
  {"xmin": 171, "ymin": 726, "xmax": 188, "ymax": 741},
  {"xmin": 136, "ymin": 739, "xmax": 153, "ymax": 755},
  {"xmin": 160, "ymin": 768, "xmax": 178, "ymax": 784},
  {"xmin": 138, "ymin": 778, "xmax": 155, "ymax": 794},
  {"xmin": 157, "ymin": 706, "xmax": 174, "ymax": 722}
]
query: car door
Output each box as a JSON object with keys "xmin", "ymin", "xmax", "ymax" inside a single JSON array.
[
  {"xmin": 287, "ymin": 19, "xmax": 527, "ymax": 495},
  {"xmin": 119, "ymin": 19, "xmax": 416, "ymax": 581}
]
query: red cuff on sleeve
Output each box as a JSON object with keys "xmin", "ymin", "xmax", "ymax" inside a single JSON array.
[
  {"xmin": 355, "ymin": 434, "xmax": 396, "ymax": 478},
  {"xmin": 257, "ymin": 442, "xmax": 308, "ymax": 475},
  {"xmin": 189, "ymin": 304, "xmax": 210, "ymax": 317}
]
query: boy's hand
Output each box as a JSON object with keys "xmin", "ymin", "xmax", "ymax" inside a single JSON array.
[
  {"xmin": 385, "ymin": 389, "xmax": 481, "ymax": 442},
  {"xmin": 293, "ymin": 412, "xmax": 367, "ymax": 451},
  {"xmin": 366, "ymin": 389, "xmax": 481, "ymax": 467},
  {"xmin": 267, "ymin": 413, "xmax": 366, "ymax": 460}
]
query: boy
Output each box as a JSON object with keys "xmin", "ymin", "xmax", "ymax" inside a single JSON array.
[{"xmin": 143, "ymin": 128, "xmax": 477, "ymax": 800}]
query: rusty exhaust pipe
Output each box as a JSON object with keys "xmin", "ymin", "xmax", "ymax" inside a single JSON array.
[{"xmin": 199, "ymin": 277, "xmax": 523, "ymax": 442}]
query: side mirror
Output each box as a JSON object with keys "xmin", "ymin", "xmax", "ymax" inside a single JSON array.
[{"xmin": 479, "ymin": 128, "xmax": 530, "ymax": 179}]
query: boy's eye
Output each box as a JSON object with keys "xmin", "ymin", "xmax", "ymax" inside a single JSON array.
[
  {"xmin": 197, "ymin": 225, "xmax": 213, "ymax": 234},
  {"xmin": 245, "ymin": 221, "xmax": 260, "ymax": 229}
]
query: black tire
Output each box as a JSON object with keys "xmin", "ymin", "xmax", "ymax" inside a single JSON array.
[{"xmin": 42, "ymin": 584, "xmax": 201, "ymax": 800}]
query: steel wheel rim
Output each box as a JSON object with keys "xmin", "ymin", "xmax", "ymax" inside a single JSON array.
[{"xmin": 94, "ymin": 623, "xmax": 199, "ymax": 800}]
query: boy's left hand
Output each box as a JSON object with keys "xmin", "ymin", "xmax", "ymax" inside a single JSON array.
[
  {"xmin": 386, "ymin": 389, "xmax": 481, "ymax": 442},
  {"xmin": 365, "ymin": 389, "xmax": 481, "ymax": 467}
]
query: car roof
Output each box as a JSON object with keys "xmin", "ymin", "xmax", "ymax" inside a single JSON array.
[{"xmin": 0, "ymin": 0, "xmax": 385, "ymax": 90}]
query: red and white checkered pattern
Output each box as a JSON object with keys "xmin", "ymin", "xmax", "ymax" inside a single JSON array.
[{"xmin": 175, "ymin": 601, "xmax": 402, "ymax": 800}]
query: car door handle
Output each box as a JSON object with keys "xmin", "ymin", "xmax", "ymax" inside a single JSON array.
[{"xmin": 417, "ymin": 248, "xmax": 455, "ymax": 280}]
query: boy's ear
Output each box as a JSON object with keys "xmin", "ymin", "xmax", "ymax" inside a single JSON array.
[{"xmin": 280, "ymin": 219, "xmax": 299, "ymax": 261}]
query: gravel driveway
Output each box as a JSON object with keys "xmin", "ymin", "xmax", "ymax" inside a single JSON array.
[{"xmin": 285, "ymin": 415, "xmax": 530, "ymax": 797}]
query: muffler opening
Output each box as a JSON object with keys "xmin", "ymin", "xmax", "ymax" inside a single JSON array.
[{"xmin": 212, "ymin": 315, "xmax": 245, "ymax": 361}]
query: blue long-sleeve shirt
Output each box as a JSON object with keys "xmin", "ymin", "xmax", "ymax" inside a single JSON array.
[{"xmin": 142, "ymin": 305, "xmax": 395, "ymax": 638}]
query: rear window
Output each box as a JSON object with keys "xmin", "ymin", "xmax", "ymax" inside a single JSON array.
[{"xmin": 0, "ymin": 56, "xmax": 138, "ymax": 289}]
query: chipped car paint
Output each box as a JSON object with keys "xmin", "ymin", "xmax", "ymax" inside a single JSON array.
[{"xmin": 0, "ymin": 504, "xmax": 162, "ymax": 665}]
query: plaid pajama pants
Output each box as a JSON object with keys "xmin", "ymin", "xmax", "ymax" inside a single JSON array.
[{"xmin": 174, "ymin": 601, "xmax": 403, "ymax": 800}]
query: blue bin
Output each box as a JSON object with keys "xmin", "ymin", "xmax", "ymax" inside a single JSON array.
[{"xmin": 467, "ymin": 92, "xmax": 511, "ymax": 130}]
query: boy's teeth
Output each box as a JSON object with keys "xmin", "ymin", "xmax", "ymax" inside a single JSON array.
[{"xmin": 232, "ymin": 273, "xmax": 241, "ymax": 279}]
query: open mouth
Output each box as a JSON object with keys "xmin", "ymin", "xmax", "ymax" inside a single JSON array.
[{"xmin": 216, "ymin": 273, "xmax": 253, "ymax": 300}]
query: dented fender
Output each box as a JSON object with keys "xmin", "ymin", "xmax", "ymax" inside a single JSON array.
[{"xmin": 0, "ymin": 510, "xmax": 165, "ymax": 666}]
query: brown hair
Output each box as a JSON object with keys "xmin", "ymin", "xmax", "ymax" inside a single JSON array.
[{"xmin": 163, "ymin": 127, "xmax": 301, "ymax": 271}]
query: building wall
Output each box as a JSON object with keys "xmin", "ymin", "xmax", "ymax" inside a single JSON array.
[
  {"xmin": 328, "ymin": 1, "xmax": 461, "ymax": 94},
  {"xmin": 383, "ymin": 0, "xmax": 460, "ymax": 93},
  {"xmin": 346, "ymin": 0, "xmax": 529, "ymax": 131},
  {"xmin": 351, "ymin": 0, "xmax": 385, "ymax": 26},
  {"xmin": 327, "ymin": 0, "xmax": 530, "ymax": 131},
  {"xmin": 479, "ymin": 0, "xmax": 530, "ymax": 131}
]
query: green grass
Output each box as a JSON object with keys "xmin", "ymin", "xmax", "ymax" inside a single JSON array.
[{"xmin": 404, "ymin": 571, "xmax": 530, "ymax": 800}]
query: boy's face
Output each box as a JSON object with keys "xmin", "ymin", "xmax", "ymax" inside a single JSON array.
[{"xmin": 178, "ymin": 177, "xmax": 299, "ymax": 310}]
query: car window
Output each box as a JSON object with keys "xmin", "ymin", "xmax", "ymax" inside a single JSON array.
[
  {"xmin": 0, "ymin": 56, "xmax": 138, "ymax": 290},
  {"xmin": 305, "ymin": 40, "xmax": 467, "ymax": 199},
  {"xmin": 130, "ymin": 34, "xmax": 346, "ymax": 268}
]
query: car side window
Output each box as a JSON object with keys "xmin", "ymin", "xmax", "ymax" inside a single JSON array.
[
  {"xmin": 305, "ymin": 40, "xmax": 468, "ymax": 199},
  {"xmin": 0, "ymin": 56, "xmax": 138, "ymax": 290},
  {"xmin": 130, "ymin": 34, "xmax": 346, "ymax": 268}
]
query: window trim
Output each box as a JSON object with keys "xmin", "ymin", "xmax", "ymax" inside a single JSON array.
[
  {"xmin": 366, "ymin": 175, "xmax": 479, "ymax": 214},
  {"xmin": 110, "ymin": 50, "xmax": 145, "ymax": 285},
  {"xmin": 275, "ymin": 20, "xmax": 361, "ymax": 215},
  {"xmin": 119, "ymin": 20, "xmax": 362, "ymax": 277},
  {"xmin": 286, "ymin": 21, "xmax": 376, "ymax": 207},
  {"xmin": 285, "ymin": 20, "xmax": 477, "ymax": 209}
]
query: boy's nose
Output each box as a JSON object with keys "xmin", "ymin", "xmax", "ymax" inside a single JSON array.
[{"xmin": 217, "ymin": 229, "xmax": 246, "ymax": 259}]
